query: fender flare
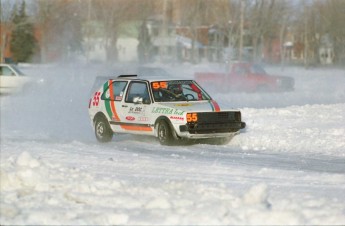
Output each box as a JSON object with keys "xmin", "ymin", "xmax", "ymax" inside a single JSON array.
[
  {"xmin": 93, "ymin": 112, "xmax": 109, "ymax": 126},
  {"xmin": 154, "ymin": 116, "xmax": 179, "ymax": 139}
]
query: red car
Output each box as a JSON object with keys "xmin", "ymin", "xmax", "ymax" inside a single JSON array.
[{"xmin": 194, "ymin": 62, "xmax": 294, "ymax": 92}]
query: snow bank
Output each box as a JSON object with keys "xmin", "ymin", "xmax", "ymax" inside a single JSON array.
[
  {"xmin": 1, "ymin": 152, "xmax": 344, "ymax": 225},
  {"xmin": 232, "ymin": 104, "xmax": 345, "ymax": 157}
]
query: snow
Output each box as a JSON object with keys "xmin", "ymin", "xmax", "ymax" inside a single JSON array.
[{"xmin": 1, "ymin": 63, "xmax": 345, "ymax": 225}]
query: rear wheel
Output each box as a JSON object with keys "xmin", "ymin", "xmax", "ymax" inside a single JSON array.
[
  {"xmin": 157, "ymin": 120, "xmax": 175, "ymax": 145},
  {"xmin": 94, "ymin": 116, "xmax": 113, "ymax": 142}
]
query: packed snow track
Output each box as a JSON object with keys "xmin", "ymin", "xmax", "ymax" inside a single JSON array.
[{"xmin": 1, "ymin": 64, "xmax": 344, "ymax": 225}]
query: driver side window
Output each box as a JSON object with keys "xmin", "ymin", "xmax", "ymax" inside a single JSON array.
[{"xmin": 126, "ymin": 82, "xmax": 150, "ymax": 104}]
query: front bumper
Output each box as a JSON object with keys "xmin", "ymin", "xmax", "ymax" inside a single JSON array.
[{"xmin": 178, "ymin": 121, "xmax": 246, "ymax": 138}]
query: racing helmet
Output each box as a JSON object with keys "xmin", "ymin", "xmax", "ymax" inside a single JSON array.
[{"xmin": 169, "ymin": 84, "xmax": 183, "ymax": 95}]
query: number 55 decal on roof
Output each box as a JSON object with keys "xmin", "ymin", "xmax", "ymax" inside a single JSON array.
[{"xmin": 152, "ymin": 82, "xmax": 168, "ymax": 89}]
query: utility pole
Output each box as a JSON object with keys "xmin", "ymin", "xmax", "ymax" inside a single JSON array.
[
  {"xmin": 160, "ymin": 0, "xmax": 168, "ymax": 62},
  {"xmin": 0, "ymin": 0, "xmax": 5, "ymax": 63},
  {"xmin": 239, "ymin": 0, "xmax": 245, "ymax": 61},
  {"xmin": 86, "ymin": 0, "xmax": 91, "ymax": 63},
  {"xmin": 227, "ymin": 20, "xmax": 233, "ymax": 71},
  {"xmin": 303, "ymin": 1, "xmax": 308, "ymax": 68}
]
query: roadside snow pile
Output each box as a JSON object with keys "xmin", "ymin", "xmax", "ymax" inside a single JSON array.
[
  {"xmin": 230, "ymin": 103, "xmax": 345, "ymax": 157},
  {"xmin": 1, "ymin": 152, "xmax": 344, "ymax": 225}
]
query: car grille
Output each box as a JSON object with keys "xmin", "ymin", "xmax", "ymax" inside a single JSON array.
[
  {"xmin": 197, "ymin": 112, "xmax": 241, "ymax": 123},
  {"xmin": 184, "ymin": 111, "xmax": 243, "ymax": 134}
]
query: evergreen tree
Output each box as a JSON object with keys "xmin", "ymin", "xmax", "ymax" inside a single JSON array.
[{"xmin": 10, "ymin": 0, "xmax": 37, "ymax": 62}]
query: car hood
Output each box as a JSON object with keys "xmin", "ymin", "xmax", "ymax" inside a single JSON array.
[{"xmin": 155, "ymin": 100, "xmax": 229, "ymax": 113}]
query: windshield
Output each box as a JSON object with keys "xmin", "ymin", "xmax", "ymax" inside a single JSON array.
[
  {"xmin": 250, "ymin": 64, "xmax": 267, "ymax": 74},
  {"xmin": 151, "ymin": 80, "xmax": 211, "ymax": 102},
  {"xmin": 11, "ymin": 64, "xmax": 25, "ymax": 76}
]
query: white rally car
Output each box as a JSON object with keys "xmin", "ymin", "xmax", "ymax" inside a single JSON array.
[{"xmin": 88, "ymin": 75, "xmax": 246, "ymax": 145}]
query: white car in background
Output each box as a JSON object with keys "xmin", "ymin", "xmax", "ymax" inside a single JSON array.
[{"xmin": 0, "ymin": 64, "xmax": 31, "ymax": 95}]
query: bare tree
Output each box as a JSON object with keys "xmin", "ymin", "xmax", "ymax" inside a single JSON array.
[
  {"xmin": 0, "ymin": 0, "xmax": 16, "ymax": 62},
  {"xmin": 177, "ymin": 0, "xmax": 235, "ymax": 63},
  {"xmin": 321, "ymin": 0, "xmax": 345, "ymax": 64},
  {"xmin": 246, "ymin": 0, "xmax": 292, "ymax": 63},
  {"xmin": 293, "ymin": 0, "xmax": 345, "ymax": 66},
  {"xmin": 91, "ymin": 0, "xmax": 145, "ymax": 62},
  {"xmin": 33, "ymin": 0, "xmax": 84, "ymax": 63}
]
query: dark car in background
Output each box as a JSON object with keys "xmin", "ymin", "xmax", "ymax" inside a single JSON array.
[{"xmin": 195, "ymin": 62, "xmax": 295, "ymax": 92}]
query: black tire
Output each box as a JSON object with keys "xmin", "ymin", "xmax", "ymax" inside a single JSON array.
[
  {"xmin": 157, "ymin": 120, "xmax": 175, "ymax": 145},
  {"xmin": 94, "ymin": 116, "xmax": 113, "ymax": 143}
]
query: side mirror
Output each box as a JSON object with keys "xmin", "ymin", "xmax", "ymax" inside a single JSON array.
[{"xmin": 133, "ymin": 96, "xmax": 143, "ymax": 104}]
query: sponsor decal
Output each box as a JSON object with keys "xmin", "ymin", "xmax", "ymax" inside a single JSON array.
[
  {"xmin": 152, "ymin": 107, "xmax": 184, "ymax": 115},
  {"xmin": 129, "ymin": 106, "xmax": 143, "ymax": 114},
  {"xmin": 115, "ymin": 96, "xmax": 122, "ymax": 101},
  {"xmin": 92, "ymin": 92, "xmax": 101, "ymax": 106},
  {"xmin": 168, "ymin": 80, "xmax": 193, "ymax": 85},
  {"xmin": 126, "ymin": 116, "xmax": 135, "ymax": 121},
  {"xmin": 174, "ymin": 103, "xmax": 192, "ymax": 107},
  {"xmin": 170, "ymin": 116, "xmax": 184, "ymax": 121},
  {"xmin": 138, "ymin": 117, "xmax": 149, "ymax": 121}
]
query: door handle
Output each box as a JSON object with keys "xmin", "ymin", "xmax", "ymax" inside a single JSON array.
[{"xmin": 122, "ymin": 105, "xmax": 128, "ymax": 107}]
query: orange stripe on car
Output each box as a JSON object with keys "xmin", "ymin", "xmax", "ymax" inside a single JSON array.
[
  {"xmin": 211, "ymin": 100, "xmax": 221, "ymax": 112},
  {"xmin": 120, "ymin": 125, "xmax": 153, "ymax": 131},
  {"xmin": 108, "ymin": 80, "xmax": 120, "ymax": 121}
]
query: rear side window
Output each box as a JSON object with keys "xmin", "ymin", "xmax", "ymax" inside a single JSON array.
[{"xmin": 102, "ymin": 81, "xmax": 127, "ymax": 101}]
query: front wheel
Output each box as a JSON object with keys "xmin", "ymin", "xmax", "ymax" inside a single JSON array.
[
  {"xmin": 157, "ymin": 120, "xmax": 175, "ymax": 145},
  {"xmin": 94, "ymin": 116, "xmax": 113, "ymax": 142}
]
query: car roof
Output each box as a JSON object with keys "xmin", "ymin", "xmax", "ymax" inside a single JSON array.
[
  {"xmin": 96, "ymin": 74, "xmax": 192, "ymax": 82},
  {"xmin": 90, "ymin": 75, "xmax": 193, "ymax": 94},
  {"xmin": 112, "ymin": 75, "xmax": 193, "ymax": 82}
]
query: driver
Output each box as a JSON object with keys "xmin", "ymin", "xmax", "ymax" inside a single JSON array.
[{"xmin": 168, "ymin": 84, "xmax": 186, "ymax": 101}]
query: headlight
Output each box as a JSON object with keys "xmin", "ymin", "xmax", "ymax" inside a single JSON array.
[{"xmin": 186, "ymin": 113, "xmax": 198, "ymax": 122}]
